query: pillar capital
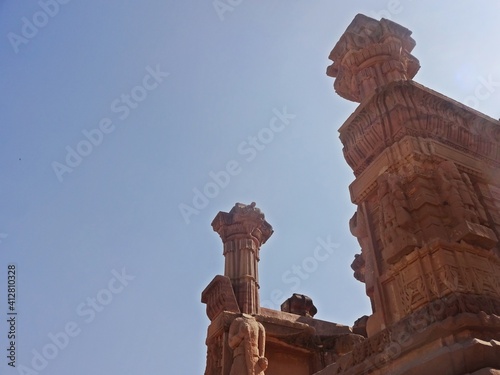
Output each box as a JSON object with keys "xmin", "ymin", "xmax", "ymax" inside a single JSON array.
[
  {"xmin": 211, "ymin": 202, "xmax": 273, "ymax": 246},
  {"xmin": 327, "ymin": 14, "xmax": 420, "ymax": 102}
]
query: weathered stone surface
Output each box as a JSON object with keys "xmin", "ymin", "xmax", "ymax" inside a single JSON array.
[
  {"xmin": 203, "ymin": 204, "xmax": 363, "ymax": 375},
  {"xmin": 228, "ymin": 314, "xmax": 268, "ymax": 375},
  {"xmin": 212, "ymin": 202, "xmax": 273, "ymax": 316},
  {"xmin": 352, "ymin": 316, "xmax": 368, "ymax": 338},
  {"xmin": 318, "ymin": 12, "xmax": 500, "ymax": 375},
  {"xmin": 203, "ymin": 12, "xmax": 500, "ymax": 375},
  {"xmin": 327, "ymin": 14, "xmax": 419, "ymax": 102},
  {"xmin": 468, "ymin": 369, "xmax": 500, "ymax": 375},
  {"xmin": 281, "ymin": 294, "xmax": 318, "ymax": 318}
]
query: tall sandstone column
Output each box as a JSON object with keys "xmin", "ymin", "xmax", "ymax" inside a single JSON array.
[
  {"xmin": 212, "ymin": 202, "xmax": 273, "ymax": 315},
  {"xmin": 321, "ymin": 14, "xmax": 500, "ymax": 375},
  {"xmin": 202, "ymin": 203, "xmax": 273, "ymax": 375}
]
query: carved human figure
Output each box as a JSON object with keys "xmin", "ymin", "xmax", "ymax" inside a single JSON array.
[
  {"xmin": 378, "ymin": 173, "xmax": 416, "ymax": 252},
  {"xmin": 435, "ymin": 161, "xmax": 466, "ymax": 225},
  {"xmin": 436, "ymin": 161, "xmax": 484, "ymax": 225},
  {"xmin": 378, "ymin": 175, "xmax": 395, "ymax": 245},
  {"xmin": 228, "ymin": 314, "xmax": 268, "ymax": 375},
  {"xmin": 455, "ymin": 172, "xmax": 477, "ymax": 223},
  {"xmin": 387, "ymin": 174, "xmax": 412, "ymax": 228},
  {"xmin": 350, "ymin": 208, "xmax": 375, "ymax": 288},
  {"xmin": 461, "ymin": 172, "xmax": 488, "ymax": 224}
]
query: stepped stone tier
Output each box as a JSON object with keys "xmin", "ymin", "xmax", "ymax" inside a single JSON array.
[{"xmin": 202, "ymin": 14, "xmax": 500, "ymax": 375}]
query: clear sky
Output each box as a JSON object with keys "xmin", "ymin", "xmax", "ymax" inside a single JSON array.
[{"xmin": 1, "ymin": 1, "xmax": 500, "ymax": 374}]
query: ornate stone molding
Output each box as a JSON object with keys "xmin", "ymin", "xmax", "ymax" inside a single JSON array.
[
  {"xmin": 212, "ymin": 202, "xmax": 273, "ymax": 246},
  {"xmin": 327, "ymin": 14, "xmax": 419, "ymax": 102},
  {"xmin": 324, "ymin": 293, "xmax": 500, "ymax": 374},
  {"xmin": 202, "ymin": 275, "xmax": 241, "ymax": 321},
  {"xmin": 339, "ymin": 82, "xmax": 500, "ymax": 177}
]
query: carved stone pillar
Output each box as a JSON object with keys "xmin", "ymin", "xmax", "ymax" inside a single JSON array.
[
  {"xmin": 212, "ymin": 202, "xmax": 273, "ymax": 315},
  {"xmin": 326, "ymin": 14, "xmax": 420, "ymax": 103},
  {"xmin": 321, "ymin": 12, "xmax": 500, "ymax": 375}
]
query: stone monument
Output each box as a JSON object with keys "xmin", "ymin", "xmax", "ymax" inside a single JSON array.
[
  {"xmin": 202, "ymin": 202, "xmax": 362, "ymax": 375},
  {"xmin": 202, "ymin": 14, "xmax": 500, "ymax": 375},
  {"xmin": 320, "ymin": 13, "xmax": 500, "ymax": 374}
]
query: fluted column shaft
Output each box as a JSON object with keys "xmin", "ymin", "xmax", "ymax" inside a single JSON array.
[{"xmin": 212, "ymin": 202, "xmax": 273, "ymax": 315}]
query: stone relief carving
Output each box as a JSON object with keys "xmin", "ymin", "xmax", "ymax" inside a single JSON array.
[
  {"xmin": 205, "ymin": 335, "xmax": 223, "ymax": 375},
  {"xmin": 202, "ymin": 275, "xmax": 241, "ymax": 321},
  {"xmin": 320, "ymin": 14, "xmax": 500, "ymax": 374},
  {"xmin": 378, "ymin": 173, "xmax": 419, "ymax": 262},
  {"xmin": 427, "ymin": 272, "xmax": 439, "ymax": 297},
  {"xmin": 399, "ymin": 276, "xmax": 426, "ymax": 313},
  {"xmin": 350, "ymin": 208, "xmax": 369, "ymax": 283},
  {"xmin": 228, "ymin": 314, "xmax": 268, "ymax": 375},
  {"xmin": 461, "ymin": 172, "xmax": 488, "ymax": 224},
  {"xmin": 327, "ymin": 15, "xmax": 419, "ymax": 102},
  {"xmin": 438, "ymin": 265, "xmax": 460, "ymax": 292},
  {"xmin": 435, "ymin": 161, "xmax": 467, "ymax": 226},
  {"xmin": 435, "ymin": 161, "xmax": 498, "ymax": 248},
  {"xmin": 329, "ymin": 292, "xmax": 500, "ymax": 374}
]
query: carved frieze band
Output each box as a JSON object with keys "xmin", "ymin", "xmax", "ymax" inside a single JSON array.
[
  {"xmin": 385, "ymin": 243, "xmax": 500, "ymax": 318},
  {"xmin": 328, "ymin": 293, "xmax": 500, "ymax": 374},
  {"xmin": 339, "ymin": 81, "xmax": 500, "ymax": 176},
  {"xmin": 352, "ymin": 168, "xmax": 498, "ymax": 267}
]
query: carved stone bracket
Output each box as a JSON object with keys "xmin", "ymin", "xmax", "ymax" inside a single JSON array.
[{"xmin": 202, "ymin": 275, "xmax": 241, "ymax": 321}]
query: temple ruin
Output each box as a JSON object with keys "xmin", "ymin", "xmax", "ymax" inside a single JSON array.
[{"xmin": 202, "ymin": 14, "xmax": 500, "ymax": 375}]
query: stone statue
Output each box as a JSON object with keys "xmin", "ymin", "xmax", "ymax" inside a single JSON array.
[{"xmin": 228, "ymin": 314, "xmax": 268, "ymax": 375}]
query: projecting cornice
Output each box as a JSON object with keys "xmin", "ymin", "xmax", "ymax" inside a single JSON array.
[{"xmin": 338, "ymin": 80, "xmax": 500, "ymax": 177}]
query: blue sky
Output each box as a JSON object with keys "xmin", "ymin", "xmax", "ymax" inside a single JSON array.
[{"xmin": 1, "ymin": 1, "xmax": 500, "ymax": 374}]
